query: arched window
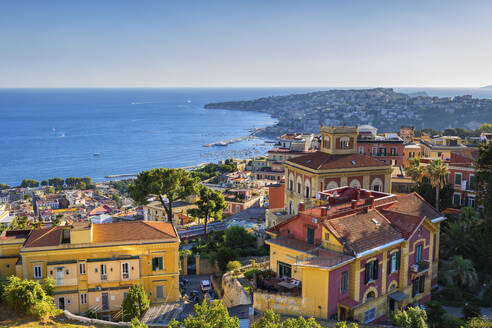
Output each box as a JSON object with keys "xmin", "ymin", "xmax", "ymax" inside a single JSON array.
[
  {"xmin": 371, "ymin": 178, "xmax": 383, "ymax": 192},
  {"xmin": 288, "ymin": 200, "xmax": 293, "ymax": 214},
  {"xmin": 340, "ymin": 137, "xmax": 350, "ymax": 149},
  {"xmin": 289, "ymin": 173, "xmax": 294, "ymax": 191},
  {"xmin": 327, "ymin": 181, "xmax": 338, "ymax": 190},
  {"xmin": 366, "ymin": 291, "xmax": 375, "ymax": 302},
  {"xmin": 304, "ymin": 180, "xmax": 311, "ymax": 198},
  {"xmin": 349, "ymin": 179, "xmax": 361, "ymax": 188},
  {"xmin": 297, "ymin": 176, "xmax": 303, "ymax": 194},
  {"xmin": 323, "ymin": 136, "xmax": 330, "ymax": 149}
]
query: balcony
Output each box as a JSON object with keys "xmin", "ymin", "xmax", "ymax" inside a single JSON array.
[{"xmin": 410, "ymin": 260, "xmax": 430, "ymax": 273}]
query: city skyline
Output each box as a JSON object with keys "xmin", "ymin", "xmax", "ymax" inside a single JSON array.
[{"xmin": 1, "ymin": 0, "xmax": 492, "ymax": 88}]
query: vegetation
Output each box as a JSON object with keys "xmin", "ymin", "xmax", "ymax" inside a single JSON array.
[
  {"xmin": 109, "ymin": 179, "xmax": 134, "ymax": 195},
  {"xmin": 422, "ymin": 123, "xmax": 492, "ymax": 139},
  {"xmin": 462, "ymin": 303, "xmax": 481, "ymax": 320},
  {"xmin": 130, "ymin": 318, "xmax": 149, "ymax": 328},
  {"xmin": 1, "ymin": 276, "xmax": 60, "ymax": 323},
  {"xmin": 0, "ymin": 183, "xmax": 10, "ymax": 190},
  {"xmin": 252, "ymin": 309, "xmax": 322, "ymax": 328},
  {"xmin": 16, "ymin": 216, "xmax": 28, "ymax": 230},
  {"xmin": 48, "ymin": 177, "xmax": 64, "ymax": 189},
  {"xmin": 334, "ymin": 322, "xmax": 359, "ymax": 328},
  {"xmin": 121, "ymin": 284, "xmax": 150, "ymax": 321},
  {"xmin": 191, "ymin": 159, "xmax": 238, "ymax": 181},
  {"xmin": 226, "ymin": 260, "xmax": 241, "ymax": 273},
  {"xmin": 392, "ymin": 307, "xmax": 428, "ymax": 328},
  {"xmin": 129, "ymin": 168, "xmax": 199, "ymax": 222},
  {"xmin": 463, "ymin": 316, "xmax": 492, "ymax": 328},
  {"xmin": 441, "ymin": 255, "xmax": 478, "ymax": 288},
  {"xmin": 168, "ymin": 300, "xmax": 239, "ymax": 328},
  {"xmin": 425, "ymin": 301, "xmax": 445, "ymax": 328},
  {"xmin": 425, "ymin": 159, "xmax": 448, "ymax": 211},
  {"xmin": 20, "ymin": 179, "xmax": 39, "ymax": 188},
  {"xmin": 187, "ymin": 185, "xmax": 227, "ymax": 239}
]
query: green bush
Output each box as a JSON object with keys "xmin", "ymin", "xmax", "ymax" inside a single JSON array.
[
  {"xmin": 335, "ymin": 322, "xmax": 359, "ymax": 328},
  {"xmin": 426, "ymin": 300, "xmax": 445, "ymax": 328},
  {"xmin": 2, "ymin": 276, "xmax": 60, "ymax": 322},
  {"xmin": 464, "ymin": 316, "xmax": 492, "ymax": 328},
  {"xmin": 442, "ymin": 314, "xmax": 466, "ymax": 328},
  {"xmin": 130, "ymin": 318, "xmax": 149, "ymax": 328},
  {"xmin": 393, "ymin": 306, "xmax": 427, "ymax": 328},
  {"xmin": 216, "ymin": 247, "xmax": 238, "ymax": 272},
  {"xmin": 227, "ymin": 260, "xmax": 241, "ymax": 272},
  {"xmin": 122, "ymin": 284, "xmax": 150, "ymax": 321},
  {"xmin": 244, "ymin": 268, "xmax": 260, "ymax": 280}
]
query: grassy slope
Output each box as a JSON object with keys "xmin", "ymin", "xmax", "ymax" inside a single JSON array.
[{"xmin": 0, "ymin": 308, "xmax": 106, "ymax": 328}]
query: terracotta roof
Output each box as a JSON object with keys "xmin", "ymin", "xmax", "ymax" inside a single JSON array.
[
  {"xmin": 324, "ymin": 209, "xmax": 401, "ymax": 255},
  {"xmin": 287, "ymin": 151, "xmax": 390, "ymax": 170},
  {"xmin": 92, "ymin": 221, "xmax": 177, "ymax": 243},
  {"xmin": 384, "ymin": 193, "xmax": 441, "ymax": 220},
  {"xmin": 298, "ymin": 249, "xmax": 353, "ymax": 268},
  {"xmin": 380, "ymin": 210, "xmax": 423, "ymax": 240},
  {"xmin": 24, "ymin": 226, "xmax": 64, "ymax": 248}
]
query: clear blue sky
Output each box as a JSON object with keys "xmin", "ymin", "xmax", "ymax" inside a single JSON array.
[{"xmin": 1, "ymin": 0, "xmax": 491, "ymax": 88}]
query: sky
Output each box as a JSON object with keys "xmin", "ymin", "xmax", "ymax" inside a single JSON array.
[{"xmin": 1, "ymin": 0, "xmax": 492, "ymax": 88}]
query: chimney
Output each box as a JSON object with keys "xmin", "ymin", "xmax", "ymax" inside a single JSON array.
[
  {"xmin": 320, "ymin": 206, "xmax": 328, "ymax": 217},
  {"xmin": 298, "ymin": 202, "xmax": 305, "ymax": 212},
  {"xmin": 351, "ymin": 199, "xmax": 357, "ymax": 209},
  {"xmin": 369, "ymin": 196, "xmax": 375, "ymax": 208},
  {"xmin": 355, "ymin": 189, "xmax": 361, "ymax": 200}
]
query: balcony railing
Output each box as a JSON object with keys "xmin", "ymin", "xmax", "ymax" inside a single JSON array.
[
  {"xmin": 54, "ymin": 278, "xmax": 78, "ymax": 286},
  {"xmin": 410, "ymin": 260, "xmax": 430, "ymax": 273}
]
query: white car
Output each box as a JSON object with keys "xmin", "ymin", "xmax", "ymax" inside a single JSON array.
[{"xmin": 200, "ymin": 279, "xmax": 211, "ymax": 293}]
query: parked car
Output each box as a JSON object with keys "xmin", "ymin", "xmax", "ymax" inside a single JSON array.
[{"xmin": 200, "ymin": 279, "xmax": 211, "ymax": 293}]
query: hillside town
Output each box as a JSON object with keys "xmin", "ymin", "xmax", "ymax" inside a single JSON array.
[{"xmin": 1, "ymin": 124, "xmax": 491, "ymax": 328}]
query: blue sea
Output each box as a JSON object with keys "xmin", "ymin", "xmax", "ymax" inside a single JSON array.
[{"xmin": 1, "ymin": 87, "xmax": 491, "ymax": 187}]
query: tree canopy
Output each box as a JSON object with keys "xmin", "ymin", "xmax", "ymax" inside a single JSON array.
[
  {"xmin": 252, "ymin": 310, "xmax": 323, "ymax": 328},
  {"xmin": 0, "ymin": 183, "xmax": 10, "ymax": 190},
  {"xmin": 20, "ymin": 179, "xmax": 39, "ymax": 188},
  {"xmin": 168, "ymin": 300, "xmax": 239, "ymax": 328},
  {"xmin": 122, "ymin": 284, "xmax": 150, "ymax": 321},
  {"xmin": 393, "ymin": 307, "xmax": 428, "ymax": 328},
  {"xmin": 129, "ymin": 168, "xmax": 199, "ymax": 222},
  {"xmin": 187, "ymin": 185, "xmax": 227, "ymax": 238}
]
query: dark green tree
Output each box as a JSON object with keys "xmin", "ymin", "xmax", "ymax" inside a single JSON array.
[
  {"xmin": 129, "ymin": 168, "xmax": 199, "ymax": 222},
  {"xmin": 41, "ymin": 180, "xmax": 48, "ymax": 186},
  {"xmin": 223, "ymin": 226, "xmax": 255, "ymax": 249},
  {"xmin": 48, "ymin": 177, "xmax": 64, "ymax": 189},
  {"xmin": 20, "ymin": 179, "xmax": 39, "ymax": 188},
  {"xmin": 17, "ymin": 216, "xmax": 28, "ymax": 229},
  {"xmin": 187, "ymin": 185, "xmax": 227, "ymax": 239},
  {"xmin": 168, "ymin": 300, "xmax": 239, "ymax": 328},
  {"xmin": 393, "ymin": 307, "xmax": 428, "ymax": 328},
  {"xmin": 0, "ymin": 183, "xmax": 10, "ymax": 190},
  {"xmin": 122, "ymin": 284, "xmax": 150, "ymax": 321}
]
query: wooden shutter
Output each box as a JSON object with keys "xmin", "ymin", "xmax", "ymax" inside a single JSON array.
[
  {"xmin": 365, "ymin": 263, "xmax": 370, "ymax": 283},
  {"xmin": 396, "ymin": 251, "xmax": 401, "ymax": 270},
  {"xmin": 387, "ymin": 257, "xmax": 391, "ymax": 275},
  {"xmin": 419, "ymin": 276, "xmax": 425, "ymax": 294},
  {"xmin": 158, "ymin": 257, "xmax": 163, "ymax": 270},
  {"xmin": 374, "ymin": 260, "xmax": 379, "ymax": 280},
  {"xmin": 412, "ymin": 279, "xmax": 418, "ymax": 297}
]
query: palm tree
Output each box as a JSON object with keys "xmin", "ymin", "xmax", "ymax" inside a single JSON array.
[
  {"xmin": 442, "ymin": 255, "xmax": 478, "ymax": 288},
  {"xmin": 440, "ymin": 220, "xmax": 471, "ymax": 258},
  {"xmin": 425, "ymin": 159, "xmax": 448, "ymax": 211},
  {"xmin": 404, "ymin": 157, "xmax": 424, "ymax": 182}
]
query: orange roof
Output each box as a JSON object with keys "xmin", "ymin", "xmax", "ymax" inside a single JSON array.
[
  {"xmin": 385, "ymin": 193, "xmax": 441, "ymax": 220},
  {"xmin": 92, "ymin": 221, "xmax": 177, "ymax": 243},
  {"xmin": 24, "ymin": 226, "xmax": 64, "ymax": 248},
  {"xmin": 287, "ymin": 151, "xmax": 389, "ymax": 170}
]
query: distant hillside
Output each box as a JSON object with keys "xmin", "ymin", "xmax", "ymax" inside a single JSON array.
[
  {"xmin": 205, "ymin": 88, "xmax": 492, "ymax": 136},
  {"xmin": 481, "ymin": 85, "xmax": 492, "ymax": 89}
]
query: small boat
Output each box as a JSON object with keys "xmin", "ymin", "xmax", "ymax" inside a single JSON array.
[
  {"xmin": 93, "ymin": 153, "xmax": 101, "ymax": 156},
  {"xmin": 186, "ymin": 100, "xmax": 192, "ymax": 103}
]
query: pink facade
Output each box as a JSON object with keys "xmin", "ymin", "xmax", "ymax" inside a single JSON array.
[{"xmin": 328, "ymin": 263, "xmax": 352, "ymax": 317}]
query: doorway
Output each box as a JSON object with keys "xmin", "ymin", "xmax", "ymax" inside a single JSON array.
[
  {"xmin": 58, "ymin": 297, "xmax": 65, "ymax": 310},
  {"xmin": 102, "ymin": 292, "xmax": 109, "ymax": 311}
]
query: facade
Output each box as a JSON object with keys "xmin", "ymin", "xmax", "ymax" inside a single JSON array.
[
  {"xmin": 447, "ymin": 150, "xmax": 478, "ymax": 207},
  {"xmin": 143, "ymin": 200, "xmax": 197, "ymax": 226},
  {"xmin": 0, "ymin": 221, "xmax": 180, "ymax": 320},
  {"xmin": 399, "ymin": 126, "xmax": 415, "ymax": 144},
  {"xmin": 255, "ymin": 187, "xmax": 444, "ymax": 324},
  {"xmin": 403, "ymin": 144, "xmax": 422, "ymax": 168},
  {"xmin": 420, "ymin": 136, "xmax": 468, "ymax": 161},
  {"xmin": 224, "ymin": 189, "xmax": 263, "ymax": 215},
  {"xmin": 357, "ymin": 134, "xmax": 404, "ymax": 167},
  {"xmin": 284, "ymin": 126, "xmax": 392, "ymax": 215}
]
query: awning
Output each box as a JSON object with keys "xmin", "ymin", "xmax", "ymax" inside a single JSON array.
[{"xmin": 389, "ymin": 291, "xmax": 409, "ymax": 302}]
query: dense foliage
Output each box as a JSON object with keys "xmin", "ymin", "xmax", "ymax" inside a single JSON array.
[
  {"xmin": 129, "ymin": 168, "xmax": 199, "ymax": 222},
  {"xmin": 168, "ymin": 300, "xmax": 239, "ymax": 328},
  {"xmin": 0, "ymin": 183, "xmax": 10, "ymax": 190},
  {"xmin": 191, "ymin": 159, "xmax": 238, "ymax": 181},
  {"xmin": 187, "ymin": 185, "xmax": 227, "ymax": 239},
  {"xmin": 122, "ymin": 284, "xmax": 150, "ymax": 321},
  {"xmin": 20, "ymin": 179, "xmax": 39, "ymax": 188},
  {"xmin": 393, "ymin": 307, "xmax": 428, "ymax": 328},
  {"xmin": 130, "ymin": 318, "xmax": 149, "ymax": 328},
  {"xmin": 109, "ymin": 178, "xmax": 134, "ymax": 195},
  {"xmin": 252, "ymin": 310, "xmax": 323, "ymax": 328}
]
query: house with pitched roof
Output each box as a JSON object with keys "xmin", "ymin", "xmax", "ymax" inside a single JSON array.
[
  {"xmin": 254, "ymin": 186, "xmax": 444, "ymax": 324},
  {"xmin": 284, "ymin": 126, "xmax": 392, "ymax": 216},
  {"xmin": 0, "ymin": 221, "xmax": 180, "ymax": 321}
]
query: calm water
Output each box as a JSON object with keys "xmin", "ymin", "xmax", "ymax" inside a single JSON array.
[{"xmin": 1, "ymin": 87, "xmax": 490, "ymax": 186}]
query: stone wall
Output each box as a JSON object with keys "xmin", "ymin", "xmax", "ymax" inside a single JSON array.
[
  {"xmin": 222, "ymin": 273, "xmax": 252, "ymax": 308},
  {"xmin": 253, "ymin": 291, "xmax": 303, "ymax": 316}
]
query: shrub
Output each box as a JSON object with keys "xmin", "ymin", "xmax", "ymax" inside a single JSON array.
[
  {"xmin": 481, "ymin": 280, "xmax": 492, "ymax": 306},
  {"xmin": 216, "ymin": 247, "xmax": 238, "ymax": 272},
  {"xmin": 85, "ymin": 308, "xmax": 98, "ymax": 319},
  {"xmin": 425, "ymin": 300, "xmax": 445, "ymax": 328},
  {"xmin": 227, "ymin": 260, "xmax": 241, "ymax": 273},
  {"xmin": 122, "ymin": 284, "xmax": 150, "ymax": 321},
  {"xmin": 464, "ymin": 316, "xmax": 492, "ymax": 328},
  {"xmin": 442, "ymin": 314, "xmax": 466, "ymax": 328},
  {"xmin": 393, "ymin": 306, "xmax": 428, "ymax": 328},
  {"xmin": 244, "ymin": 268, "xmax": 260, "ymax": 281},
  {"xmin": 130, "ymin": 318, "xmax": 149, "ymax": 328},
  {"xmin": 462, "ymin": 303, "xmax": 481, "ymax": 320},
  {"xmin": 335, "ymin": 322, "xmax": 359, "ymax": 328}
]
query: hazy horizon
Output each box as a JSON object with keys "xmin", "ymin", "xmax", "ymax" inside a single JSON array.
[{"xmin": 1, "ymin": 1, "xmax": 492, "ymax": 88}]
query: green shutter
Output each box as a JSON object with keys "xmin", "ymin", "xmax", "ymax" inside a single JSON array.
[
  {"xmin": 365, "ymin": 263, "xmax": 370, "ymax": 283},
  {"xmin": 412, "ymin": 279, "xmax": 418, "ymax": 297},
  {"xmin": 159, "ymin": 257, "xmax": 163, "ymax": 270},
  {"xmin": 419, "ymin": 276, "xmax": 425, "ymax": 293},
  {"xmin": 387, "ymin": 256, "xmax": 391, "ymax": 275},
  {"xmin": 374, "ymin": 260, "xmax": 379, "ymax": 280},
  {"xmin": 470, "ymin": 175, "xmax": 475, "ymax": 190},
  {"xmin": 152, "ymin": 258, "xmax": 157, "ymax": 271},
  {"xmin": 396, "ymin": 251, "xmax": 401, "ymax": 270}
]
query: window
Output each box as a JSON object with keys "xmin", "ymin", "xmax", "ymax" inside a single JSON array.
[
  {"xmin": 289, "ymin": 179, "xmax": 293, "ymax": 191},
  {"xmin": 453, "ymin": 193, "xmax": 461, "ymax": 206},
  {"xmin": 467, "ymin": 197, "xmax": 475, "ymax": 207},
  {"xmin": 152, "ymin": 257, "xmax": 163, "ymax": 271},
  {"xmin": 305, "ymin": 186, "xmax": 310, "ymax": 198},
  {"xmin": 61, "ymin": 229, "xmax": 70, "ymax": 243},
  {"xmin": 469, "ymin": 175, "xmax": 476, "ymax": 190},
  {"xmin": 297, "ymin": 182, "xmax": 301, "ymax": 194},
  {"xmin": 278, "ymin": 261, "xmax": 292, "ymax": 278},
  {"xmin": 364, "ymin": 307, "xmax": 376, "ymax": 323},
  {"xmin": 454, "ymin": 173, "xmax": 462, "ymax": 185},
  {"xmin": 122, "ymin": 262, "xmax": 129, "ymax": 279},
  {"xmin": 323, "ymin": 136, "xmax": 330, "ymax": 149},
  {"xmin": 364, "ymin": 260, "xmax": 379, "ymax": 283},
  {"xmin": 324, "ymin": 233, "xmax": 330, "ymax": 241},
  {"xmin": 156, "ymin": 286, "xmax": 164, "ymax": 299},
  {"xmin": 415, "ymin": 245, "xmax": 423, "ymax": 264},
  {"xmin": 307, "ymin": 227, "xmax": 314, "ymax": 244},
  {"xmin": 340, "ymin": 137, "xmax": 350, "ymax": 149},
  {"xmin": 80, "ymin": 293, "xmax": 87, "ymax": 305},
  {"xmin": 388, "ymin": 251, "xmax": 401, "ymax": 274},
  {"xmin": 373, "ymin": 184, "xmax": 380, "ymax": 192},
  {"xmin": 371, "ymin": 146, "xmax": 377, "ymax": 155},
  {"xmin": 100, "ymin": 264, "xmax": 107, "ymax": 281},
  {"xmin": 390, "ymin": 147, "xmax": 397, "ymax": 156},
  {"xmin": 341, "ymin": 271, "xmax": 348, "ymax": 294},
  {"xmin": 33, "ymin": 265, "xmax": 42, "ymax": 279},
  {"xmin": 412, "ymin": 275, "xmax": 426, "ymax": 296},
  {"xmin": 378, "ymin": 147, "xmax": 386, "ymax": 156},
  {"xmin": 123, "ymin": 292, "xmax": 128, "ymax": 301},
  {"xmin": 79, "ymin": 262, "xmax": 86, "ymax": 275},
  {"xmin": 358, "ymin": 146, "xmax": 364, "ymax": 154}
]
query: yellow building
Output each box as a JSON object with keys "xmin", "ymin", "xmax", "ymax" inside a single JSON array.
[
  {"xmin": 420, "ymin": 136, "xmax": 468, "ymax": 161},
  {"xmin": 0, "ymin": 221, "xmax": 180, "ymax": 320},
  {"xmin": 284, "ymin": 126, "xmax": 392, "ymax": 215},
  {"xmin": 254, "ymin": 188, "xmax": 444, "ymax": 324}
]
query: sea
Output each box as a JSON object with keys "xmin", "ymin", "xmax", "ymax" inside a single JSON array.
[{"xmin": 1, "ymin": 87, "xmax": 491, "ymax": 187}]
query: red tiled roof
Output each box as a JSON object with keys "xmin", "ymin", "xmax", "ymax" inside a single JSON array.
[
  {"xmin": 324, "ymin": 209, "xmax": 402, "ymax": 255},
  {"xmin": 384, "ymin": 193, "xmax": 441, "ymax": 220},
  {"xmin": 287, "ymin": 151, "xmax": 390, "ymax": 170},
  {"xmin": 24, "ymin": 226, "xmax": 64, "ymax": 248},
  {"xmin": 92, "ymin": 221, "xmax": 177, "ymax": 243},
  {"xmin": 380, "ymin": 210, "xmax": 423, "ymax": 240}
]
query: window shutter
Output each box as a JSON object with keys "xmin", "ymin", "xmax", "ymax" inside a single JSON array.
[
  {"xmin": 412, "ymin": 279, "xmax": 418, "ymax": 297},
  {"xmin": 365, "ymin": 263, "xmax": 370, "ymax": 283},
  {"xmin": 387, "ymin": 256, "xmax": 391, "ymax": 275},
  {"xmin": 158, "ymin": 257, "xmax": 163, "ymax": 270},
  {"xmin": 396, "ymin": 251, "xmax": 401, "ymax": 270},
  {"xmin": 152, "ymin": 258, "xmax": 157, "ymax": 270},
  {"xmin": 374, "ymin": 260, "xmax": 379, "ymax": 280},
  {"xmin": 419, "ymin": 276, "xmax": 425, "ymax": 294}
]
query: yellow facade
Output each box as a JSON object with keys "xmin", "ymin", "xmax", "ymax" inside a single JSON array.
[{"xmin": 0, "ymin": 222, "xmax": 180, "ymax": 319}]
